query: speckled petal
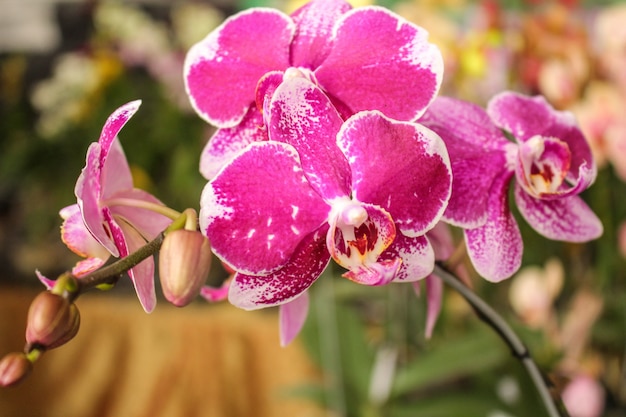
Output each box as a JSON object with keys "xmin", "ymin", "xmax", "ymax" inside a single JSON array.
[
  {"xmin": 379, "ymin": 233, "xmax": 435, "ymax": 282},
  {"xmin": 228, "ymin": 226, "xmax": 330, "ymax": 309},
  {"xmin": 200, "ymin": 141, "xmax": 329, "ymax": 275},
  {"xmin": 184, "ymin": 9, "xmax": 294, "ymax": 128},
  {"xmin": 315, "ymin": 7, "xmax": 443, "ymax": 121},
  {"xmin": 279, "ymin": 291, "xmax": 309, "ymax": 346},
  {"xmin": 464, "ymin": 173, "xmax": 523, "ymax": 282},
  {"xmin": 420, "ymin": 96, "xmax": 511, "ymax": 228},
  {"xmin": 338, "ymin": 110, "xmax": 451, "ymax": 237},
  {"xmin": 290, "ymin": 0, "xmax": 351, "ymax": 68},
  {"xmin": 514, "ymin": 183, "xmax": 603, "ymax": 242},
  {"xmin": 200, "ymin": 105, "xmax": 268, "ymax": 180},
  {"xmin": 268, "ymin": 76, "xmax": 351, "ymax": 200},
  {"xmin": 487, "ymin": 91, "xmax": 596, "ymax": 187}
]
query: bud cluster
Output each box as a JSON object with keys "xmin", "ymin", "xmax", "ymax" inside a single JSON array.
[{"xmin": 0, "ymin": 290, "xmax": 80, "ymax": 387}]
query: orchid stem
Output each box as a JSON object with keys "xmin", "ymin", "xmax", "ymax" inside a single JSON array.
[
  {"xmin": 66, "ymin": 232, "xmax": 165, "ymax": 302},
  {"xmin": 433, "ymin": 263, "xmax": 570, "ymax": 417}
]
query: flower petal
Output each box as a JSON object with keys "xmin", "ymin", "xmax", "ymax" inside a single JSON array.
[
  {"xmin": 338, "ymin": 110, "xmax": 451, "ymax": 236},
  {"xmin": 200, "ymin": 141, "xmax": 329, "ymax": 275},
  {"xmin": 421, "ymin": 96, "xmax": 510, "ymax": 227},
  {"xmin": 380, "ymin": 234, "xmax": 435, "ymax": 282},
  {"xmin": 268, "ymin": 76, "xmax": 351, "ymax": 200},
  {"xmin": 289, "ymin": 0, "xmax": 351, "ymax": 68},
  {"xmin": 228, "ymin": 226, "xmax": 330, "ymax": 309},
  {"xmin": 315, "ymin": 7, "xmax": 443, "ymax": 121},
  {"xmin": 424, "ymin": 274, "xmax": 443, "ymax": 338},
  {"xmin": 184, "ymin": 9, "xmax": 294, "ymax": 127},
  {"xmin": 464, "ymin": 173, "xmax": 523, "ymax": 282},
  {"xmin": 514, "ymin": 184, "xmax": 603, "ymax": 242},
  {"xmin": 279, "ymin": 291, "xmax": 310, "ymax": 346},
  {"xmin": 75, "ymin": 142, "xmax": 119, "ymax": 256},
  {"xmin": 59, "ymin": 204, "xmax": 110, "ymax": 260},
  {"xmin": 200, "ymin": 105, "xmax": 268, "ymax": 180},
  {"xmin": 97, "ymin": 100, "xmax": 142, "ymax": 164},
  {"xmin": 118, "ymin": 219, "xmax": 157, "ymax": 313},
  {"xmin": 488, "ymin": 91, "xmax": 597, "ymax": 187}
]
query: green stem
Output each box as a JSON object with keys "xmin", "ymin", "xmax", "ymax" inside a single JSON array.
[
  {"xmin": 68, "ymin": 231, "xmax": 166, "ymax": 302},
  {"xmin": 433, "ymin": 263, "xmax": 570, "ymax": 417}
]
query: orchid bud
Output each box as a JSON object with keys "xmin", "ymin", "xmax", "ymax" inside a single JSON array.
[
  {"xmin": 159, "ymin": 230, "xmax": 212, "ymax": 307},
  {"xmin": 25, "ymin": 291, "xmax": 80, "ymax": 350},
  {"xmin": 0, "ymin": 352, "xmax": 32, "ymax": 387}
]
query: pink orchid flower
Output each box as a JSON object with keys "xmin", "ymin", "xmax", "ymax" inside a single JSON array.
[
  {"xmin": 184, "ymin": 0, "xmax": 443, "ymax": 179},
  {"xmin": 41, "ymin": 101, "xmax": 173, "ymax": 312},
  {"xmin": 199, "ymin": 77, "xmax": 451, "ymax": 343},
  {"xmin": 421, "ymin": 91, "xmax": 603, "ymax": 282}
]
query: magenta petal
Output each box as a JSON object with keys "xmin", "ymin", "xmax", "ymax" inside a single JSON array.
[
  {"xmin": 464, "ymin": 173, "xmax": 523, "ymax": 282},
  {"xmin": 290, "ymin": 0, "xmax": 351, "ymax": 68},
  {"xmin": 200, "ymin": 106, "xmax": 268, "ymax": 180},
  {"xmin": 315, "ymin": 7, "xmax": 443, "ymax": 121},
  {"xmin": 514, "ymin": 184, "xmax": 603, "ymax": 242},
  {"xmin": 279, "ymin": 291, "xmax": 310, "ymax": 346},
  {"xmin": 118, "ymin": 220, "xmax": 156, "ymax": 313},
  {"xmin": 420, "ymin": 97, "xmax": 511, "ymax": 227},
  {"xmin": 380, "ymin": 234, "xmax": 435, "ymax": 282},
  {"xmin": 98, "ymin": 100, "xmax": 142, "ymax": 161},
  {"xmin": 228, "ymin": 226, "xmax": 330, "ymax": 309},
  {"xmin": 269, "ymin": 76, "xmax": 351, "ymax": 200},
  {"xmin": 488, "ymin": 91, "xmax": 596, "ymax": 185},
  {"xmin": 201, "ymin": 141, "xmax": 329, "ymax": 275},
  {"xmin": 101, "ymin": 137, "xmax": 133, "ymax": 198},
  {"xmin": 184, "ymin": 9, "xmax": 294, "ymax": 128},
  {"xmin": 338, "ymin": 111, "xmax": 451, "ymax": 236}
]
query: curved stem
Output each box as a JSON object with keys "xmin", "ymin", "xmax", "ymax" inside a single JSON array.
[
  {"xmin": 433, "ymin": 263, "xmax": 570, "ymax": 417},
  {"xmin": 67, "ymin": 232, "xmax": 166, "ymax": 302}
]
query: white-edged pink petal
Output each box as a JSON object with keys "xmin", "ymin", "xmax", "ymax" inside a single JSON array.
[
  {"xmin": 514, "ymin": 184, "xmax": 603, "ymax": 242},
  {"xmin": 59, "ymin": 204, "xmax": 110, "ymax": 261},
  {"xmin": 487, "ymin": 91, "xmax": 597, "ymax": 187},
  {"xmin": 228, "ymin": 226, "xmax": 330, "ymax": 309},
  {"xmin": 464, "ymin": 173, "xmax": 523, "ymax": 282},
  {"xmin": 184, "ymin": 9, "xmax": 294, "ymax": 128},
  {"xmin": 337, "ymin": 110, "xmax": 451, "ymax": 237},
  {"xmin": 97, "ymin": 100, "xmax": 142, "ymax": 163},
  {"xmin": 268, "ymin": 76, "xmax": 351, "ymax": 200},
  {"xmin": 200, "ymin": 141, "xmax": 329, "ymax": 275},
  {"xmin": 315, "ymin": 7, "xmax": 443, "ymax": 121},
  {"xmin": 200, "ymin": 106, "xmax": 268, "ymax": 180},
  {"xmin": 117, "ymin": 219, "xmax": 157, "ymax": 313},
  {"xmin": 75, "ymin": 142, "xmax": 118, "ymax": 256},
  {"xmin": 380, "ymin": 234, "xmax": 435, "ymax": 282},
  {"xmin": 290, "ymin": 0, "xmax": 351, "ymax": 69},
  {"xmin": 279, "ymin": 291, "xmax": 310, "ymax": 346}
]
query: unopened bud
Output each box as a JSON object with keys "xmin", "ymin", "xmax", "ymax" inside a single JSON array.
[
  {"xmin": 25, "ymin": 292, "xmax": 80, "ymax": 350},
  {"xmin": 0, "ymin": 352, "xmax": 32, "ymax": 387},
  {"xmin": 159, "ymin": 230, "xmax": 212, "ymax": 307}
]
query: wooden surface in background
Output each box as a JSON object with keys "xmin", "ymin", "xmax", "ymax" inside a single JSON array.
[{"xmin": 0, "ymin": 287, "xmax": 325, "ymax": 417}]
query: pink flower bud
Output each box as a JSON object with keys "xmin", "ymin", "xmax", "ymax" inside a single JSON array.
[
  {"xmin": 159, "ymin": 230, "xmax": 212, "ymax": 307},
  {"xmin": 0, "ymin": 352, "xmax": 32, "ymax": 387},
  {"xmin": 25, "ymin": 291, "xmax": 80, "ymax": 350}
]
